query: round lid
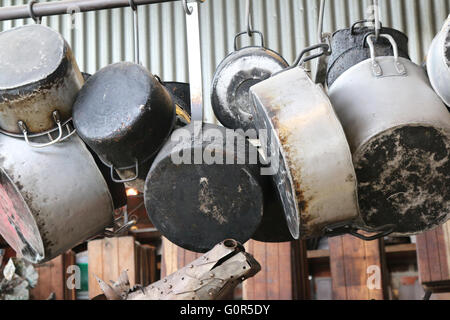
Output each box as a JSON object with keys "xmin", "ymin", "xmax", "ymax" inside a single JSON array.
[
  {"xmin": 0, "ymin": 168, "xmax": 44, "ymax": 263},
  {"xmin": 211, "ymin": 47, "xmax": 288, "ymax": 131},
  {"xmin": 0, "ymin": 24, "xmax": 66, "ymax": 90}
]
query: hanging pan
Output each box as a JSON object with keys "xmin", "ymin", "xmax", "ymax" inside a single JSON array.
[
  {"xmin": 329, "ymin": 34, "xmax": 450, "ymax": 235},
  {"xmin": 0, "ymin": 24, "xmax": 83, "ymax": 148},
  {"xmin": 144, "ymin": 1, "xmax": 264, "ymax": 253},
  {"xmin": 427, "ymin": 14, "xmax": 450, "ymax": 108},
  {"xmin": 0, "ymin": 134, "xmax": 114, "ymax": 263},
  {"xmin": 250, "ymin": 44, "xmax": 394, "ymax": 240}
]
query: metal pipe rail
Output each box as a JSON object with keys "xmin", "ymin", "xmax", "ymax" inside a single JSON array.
[{"xmin": 0, "ymin": 0, "xmax": 179, "ymax": 22}]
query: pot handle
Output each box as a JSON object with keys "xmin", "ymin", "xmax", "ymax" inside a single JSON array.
[
  {"xmin": 17, "ymin": 111, "xmax": 76, "ymax": 148},
  {"xmin": 324, "ymin": 223, "xmax": 395, "ymax": 241},
  {"xmin": 292, "ymin": 43, "xmax": 329, "ymax": 67},
  {"xmin": 110, "ymin": 159, "xmax": 139, "ymax": 183},
  {"xmin": 366, "ymin": 33, "xmax": 406, "ymax": 77},
  {"xmin": 234, "ymin": 30, "xmax": 264, "ymax": 51},
  {"xmin": 350, "ymin": 19, "xmax": 383, "ymax": 35}
]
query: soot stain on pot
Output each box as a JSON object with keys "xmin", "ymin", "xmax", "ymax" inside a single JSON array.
[{"xmin": 356, "ymin": 126, "xmax": 450, "ymax": 234}]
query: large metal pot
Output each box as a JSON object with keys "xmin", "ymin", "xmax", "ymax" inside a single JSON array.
[
  {"xmin": 327, "ymin": 20, "xmax": 410, "ymax": 87},
  {"xmin": 211, "ymin": 30, "xmax": 288, "ymax": 131},
  {"xmin": 0, "ymin": 133, "xmax": 114, "ymax": 263},
  {"xmin": 427, "ymin": 15, "xmax": 450, "ymax": 107},
  {"xmin": 0, "ymin": 24, "xmax": 83, "ymax": 145},
  {"xmin": 329, "ymin": 34, "xmax": 450, "ymax": 235},
  {"xmin": 144, "ymin": 122, "xmax": 264, "ymax": 253},
  {"xmin": 250, "ymin": 45, "xmax": 371, "ymax": 240},
  {"xmin": 73, "ymin": 62, "xmax": 176, "ymax": 192}
]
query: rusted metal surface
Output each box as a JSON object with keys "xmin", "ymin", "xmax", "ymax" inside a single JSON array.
[
  {"xmin": 73, "ymin": 62, "xmax": 175, "ymax": 190},
  {"xmin": 250, "ymin": 66, "xmax": 359, "ymax": 239},
  {"xmin": 95, "ymin": 239, "xmax": 261, "ymax": 300},
  {"xmin": 0, "ymin": 133, "xmax": 114, "ymax": 263},
  {"xmin": 427, "ymin": 15, "xmax": 450, "ymax": 106},
  {"xmin": 0, "ymin": 24, "xmax": 83, "ymax": 135},
  {"xmin": 329, "ymin": 49, "xmax": 450, "ymax": 235},
  {"xmin": 327, "ymin": 24, "xmax": 410, "ymax": 87},
  {"xmin": 144, "ymin": 123, "xmax": 264, "ymax": 253},
  {"xmin": 211, "ymin": 32, "xmax": 288, "ymax": 131}
]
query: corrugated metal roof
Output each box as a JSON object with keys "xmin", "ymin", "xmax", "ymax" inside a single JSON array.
[{"xmin": 0, "ymin": 0, "xmax": 449, "ymax": 122}]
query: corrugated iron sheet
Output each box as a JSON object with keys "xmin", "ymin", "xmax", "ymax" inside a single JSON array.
[{"xmin": 0, "ymin": 0, "xmax": 449, "ymax": 122}]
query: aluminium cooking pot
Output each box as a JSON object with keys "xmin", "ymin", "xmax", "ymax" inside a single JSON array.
[
  {"xmin": 329, "ymin": 34, "xmax": 450, "ymax": 235},
  {"xmin": 0, "ymin": 133, "xmax": 114, "ymax": 263},
  {"xmin": 427, "ymin": 15, "xmax": 450, "ymax": 107},
  {"xmin": 327, "ymin": 20, "xmax": 410, "ymax": 87},
  {"xmin": 73, "ymin": 62, "xmax": 176, "ymax": 193},
  {"xmin": 211, "ymin": 30, "xmax": 289, "ymax": 131},
  {"xmin": 250, "ymin": 44, "xmax": 393, "ymax": 240},
  {"xmin": 0, "ymin": 24, "xmax": 83, "ymax": 145}
]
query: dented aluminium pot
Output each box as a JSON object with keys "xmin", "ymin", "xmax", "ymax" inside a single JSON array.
[
  {"xmin": 0, "ymin": 24, "xmax": 83, "ymax": 144},
  {"xmin": 73, "ymin": 62, "xmax": 176, "ymax": 192},
  {"xmin": 250, "ymin": 45, "xmax": 363, "ymax": 240},
  {"xmin": 327, "ymin": 21, "xmax": 409, "ymax": 87},
  {"xmin": 329, "ymin": 34, "xmax": 450, "ymax": 235},
  {"xmin": 211, "ymin": 31, "xmax": 288, "ymax": 131},
  {"xmin": 0, "ymin": 133, "xmax": 114, "ymax": 264},
  {"xmin": 427, "ymin": 15, "xmax": 450, "ymax": 107}
]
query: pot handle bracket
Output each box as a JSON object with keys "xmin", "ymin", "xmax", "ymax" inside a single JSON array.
[
  {"xmin": 110, "ymin": 159, "xmax": 139, "ymax": 183},
  {"xmin": 323, "ymin": 222, "xmax": 395, "ymax": 241},
  {"xmin": 366, "ymin": 33, "xmax": 406, "ymax": 77},
  {"xmin": 17, "ymin": 110, "xmax": 77, "ymax": 148}
]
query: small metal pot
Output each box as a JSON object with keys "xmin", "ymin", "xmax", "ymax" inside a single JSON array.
[
  {"xmin": 144, "ymin": 123, "xmax": 264, "ymax": 253},
  {"xmin": 163, "ymin": 81, "xmax": 191, "ymax": 115},
  {"xmin": 329, "ymin": 34, "xmax": 450, "ymax": 235},
  {"xmin": 0, "ymin": 24, "xmax": 83, "ymax": 145},
  {"xmin": 427, "ymin": 15, "xmax": 450, "ymax": 107},
  {"xmin": 0, "ymin": 133, "xmax": 114, "ymax": 263},
  {"xmin": 211, "ymin": 31, "xmax": 288, "ymax": 131},
  {"xmin": 327, "ymin": 20, "xmax": 410, "ymax": 87},
  {"xmin": 73, "ymin": 62, "xmax": 176, "ymax": 190}
]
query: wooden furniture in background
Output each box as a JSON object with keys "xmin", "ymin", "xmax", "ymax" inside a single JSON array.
[
  {"xmin": 243, "ymin": 240, "xmax": 310, "ymax": 300},
  {"xmin": 161, "ymin": 237, "xmax": 201, "ymax": 278},
  {"xmin": 416, "ymin": 221, "xmax": 450, "ymax": 293},
  {"xmin": 88, "ymin": 236, "xmax": 156, "ymax": 299},
  {"xmin": 328, "ymin": 235, "xmax": 387, "ymax": 300},
  {"xmin": 30, "ymin": 251, "xmax": 76, "ymax": 300}
]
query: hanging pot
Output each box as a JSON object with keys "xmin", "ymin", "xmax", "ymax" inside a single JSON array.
[
  {"xmin": 329, "ymin": 34, "xmax": 450, "ymax": 235},
  {"xmin": 163, "ymin": 81, "xmax": 191, "ymax": 115},
  {"xmin": 250, "ymin": 44, "xmax": 393, "ymax": 240},
  {"xmin": 327, "ymin": 20, "xmax": 410, "ymax": 87},
  {"xmin": 0, "ymin": 24, "xmax": 83, "ymax": 146},
  {"xmin": 211, "ymin": 30, "xmax": 289, "ymax": 131},
  {"xmin": 72, "ymin": 62, "xmax": 176, "ymax": 193},
  {"xmin": 427, "ymin": 15, "xmax": 450, "ymax": 107},
  {"xmin": 144, "ymin": 122, "xmax": 264, "ymax": 253},
  {"xmin": 0, "ymin": 133, "xmax": 114, "ymax": 263}
]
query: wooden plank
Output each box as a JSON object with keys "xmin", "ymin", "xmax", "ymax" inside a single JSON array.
[
  {"xmin": 329, "ymin": 235, "xmax": 386, "ymax": 300},
  {"xmin": 30, "ymin": 255, "xmax": 65, "ymax": 300},
  {"xmin": 117, "ymin": 237, "xmax": 136, "ymax": 288},
  {"xmin": 87, "ymin": 238, "xmax": 104, "ymax": 299},
  {"xmin": 242, "ymin": 240, "xmax": 308, "ymax": 300},
  {"xmin": 63, "ymin": 251, "xmax": 76, "ymax": 300},
  {"xmin": 417, "ymin": 221, "xmax": 450, "ymax": 287},
  {"xmin": 161, "ymin": 237, "xmax": 201, "ymax": 278}
]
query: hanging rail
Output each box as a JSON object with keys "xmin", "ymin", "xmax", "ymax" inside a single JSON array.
[{"xmin": 0, "ymin": 0, "xmax": 179, "ymax": 22}]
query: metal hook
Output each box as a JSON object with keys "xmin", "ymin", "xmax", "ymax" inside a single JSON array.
[
  {"xmin": 245, "ymin": 0, "xmax": 254, "ymax": 37},
  {"xmin": 129, "ymin": 0, "xmax": 140, "ymax": 64},
  {"xmin": 183, "ymin": 0, "xmax": 193, "ymax": 15},
  {"xmin": 373, "ymin": 0, "xmax": 381, "ymax": 39},
  {"xmin": 317, "ymin": 0, "xmax": 325, "ymax": 43},
  {"xmin": 28, "ymin": 0, "xmax": 41, "ymax": 24}
]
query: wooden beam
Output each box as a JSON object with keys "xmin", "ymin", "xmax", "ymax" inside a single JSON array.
[
  {"xmin": 416, "ymin": 221, "xmax": 450, "ymax": 289},
  {"xmin": 329, "ymin": 235, "xmax": 386, "ymax": 300},
  {"xmin": 242, "ymin": 240, "xmax": 310, "ymax": 300}
]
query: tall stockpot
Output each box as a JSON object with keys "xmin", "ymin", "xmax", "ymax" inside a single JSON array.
[
  {"xmin": 327, "ymin": 20, "xmax": 409, "ymax": 87},
  {"xmin": 0, "ymin": 134, "xmax": 114, "ymax": 263},
  {"xmin": 427, "ymin": 15, "xmax": 450, "ymax": 107},
  {"xmin": 0, "ymin": 24, "xmax": 83, "ymax": 146},
  {"xmin": 329, "ymin": 34, "xmax": 450, "ymax": 235}
]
